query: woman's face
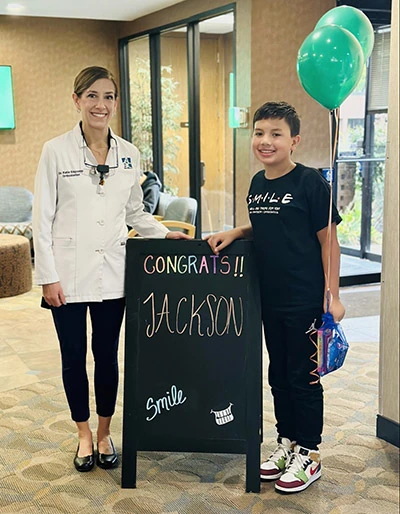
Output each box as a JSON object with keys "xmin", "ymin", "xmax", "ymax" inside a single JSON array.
[{"xmin": 73, "ymin": 78, "xmax": 118, "ymax": 132}]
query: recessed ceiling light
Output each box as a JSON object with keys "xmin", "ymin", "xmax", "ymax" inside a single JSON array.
[{"xmin": 6, "ymin": 3, "xmax": 25, "ymax": 13}]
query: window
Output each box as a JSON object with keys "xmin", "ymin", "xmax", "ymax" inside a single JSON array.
[{"xmin": 336, "ymin": 27, "xmax": 390, "ymax": 259}]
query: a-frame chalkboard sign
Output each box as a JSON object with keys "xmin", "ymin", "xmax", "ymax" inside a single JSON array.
[{"xmin": 121, "ymin": 239, "xmax": 262, "ymax": 492}]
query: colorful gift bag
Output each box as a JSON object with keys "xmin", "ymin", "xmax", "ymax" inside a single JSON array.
[{"xmin": 317, "ymin": 311, "xmax": 349, "ymax": 377}]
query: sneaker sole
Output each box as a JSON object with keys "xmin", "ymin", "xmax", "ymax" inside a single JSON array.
[
  {"xmin": 260, "ymin": 471, "xmax": 283, "ymax": 481},
  {"xmin": 275, "ymin": 469, "xmax": 321, "ymax": 493}
]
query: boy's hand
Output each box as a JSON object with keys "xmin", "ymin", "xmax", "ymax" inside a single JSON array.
[
  {"xmin": 205, "ymin": 230, "xmax": 237, "ymax": 255},
  {"xmin": 325, "ymin": 292, "xmax": 345, "ymax": 322}
]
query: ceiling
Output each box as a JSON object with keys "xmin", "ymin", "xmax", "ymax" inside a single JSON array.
[
  {"xmin": 1, "ymin": 1, "xmax": 391, "ymax": 26},
  {"xmin": 0, "ymin": 0, "xmax": 186, "ymax": 21}
]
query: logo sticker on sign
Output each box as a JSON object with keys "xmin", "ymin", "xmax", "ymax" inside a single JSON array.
[{"xmin": 210, "ymin": 403, "xmax": 234, "ymax": 425}]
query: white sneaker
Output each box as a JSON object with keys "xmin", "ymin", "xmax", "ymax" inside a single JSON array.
[
  {"xmin": 275, "ymin": 445, "xmax": 321, "ymax": 493},
  {"xmin": 260, "ymin": 437, "xmax": 294, "ymax": 480}
]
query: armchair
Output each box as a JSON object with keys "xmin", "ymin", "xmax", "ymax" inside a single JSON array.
[
  {"xmin": 163, "ymin": 196, "xmax": 197, "ymax": 225},
  {"xmin": 161, "ymin": 220, "xmax": 195, "ymax": 237},
  {"xmin": 154, "ymin": 192, "xmax": 198, "ymax": 225},
  {"xmin": 128, "ymin": 195, "xmax": 198, "ymax": 238},
  {"xmin": 0, "ymin": 186, "xmax": 34, "ymax": 248}
]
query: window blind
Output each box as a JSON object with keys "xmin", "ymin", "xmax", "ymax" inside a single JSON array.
[{"xmin": 367, "ymin": 29, "xmax": 391, "ymax": 112}]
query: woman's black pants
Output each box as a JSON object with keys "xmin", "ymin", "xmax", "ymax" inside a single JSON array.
[{"xmin": 51, "ymin": 298, "xmax": 125, "ymax": 422}]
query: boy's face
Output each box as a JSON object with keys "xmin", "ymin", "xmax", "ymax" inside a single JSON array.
[{"xmin": 252, "ymin": 118, "xmax": 300, "ymax": 169}]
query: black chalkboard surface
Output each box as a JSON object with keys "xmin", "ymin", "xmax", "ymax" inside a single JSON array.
[{"xmin": 121, "ymin": 239, "xmax": 262, "ymax": 492}]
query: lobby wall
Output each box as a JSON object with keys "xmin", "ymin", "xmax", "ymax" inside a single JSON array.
[
  {"xmin": 251, "ymin": 0, "xmax": 335, "ymax": 170},
  {"xmin": 0, "ymin": 16, "xmax": 120, "ymax": 191},
  {"xmin": 378, "ymin": 0, "xmax": 399, "ymax": 443}
]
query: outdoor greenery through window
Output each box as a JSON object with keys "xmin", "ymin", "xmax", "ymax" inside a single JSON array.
[
  {"xmin": 336, "ymin": 28, "xmax": 390, "ymax": 257},
  {"xmin": 128, "ymin": 38, "xmax": 185, "ymax": 195}
]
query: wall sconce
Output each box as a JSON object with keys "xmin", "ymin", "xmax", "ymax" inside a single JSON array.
[
  {"xmin": 228, "ymin": 106, "xmax": 249, "ymax": 129},
  {"xmin": 228, "ymin": 72, "xmax": 249, "ymax": 129},
  {"xmin": 0, "ymin": 66, "xmax": 16, "ymax": 130}
]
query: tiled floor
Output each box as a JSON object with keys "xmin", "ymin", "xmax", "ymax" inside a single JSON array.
[
  {"xmin": 341, "ymin": 315, "xmax": 380, "ymax": 343},
  {"xmin": 340, "ymin": 284, "xmax": 381, "ymax": 342},
  {"xmin": 341, "ymin": 254, "xmax": 381, "ymax": 277}
]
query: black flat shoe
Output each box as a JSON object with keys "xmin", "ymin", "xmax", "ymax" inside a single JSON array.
[
  {"xmin": 96, "ymin": 438, "xmax": 118, "ymax": 469},
  {"xmin": 74, "ymin": 444, "xmax": 95, "ymax": 472}
]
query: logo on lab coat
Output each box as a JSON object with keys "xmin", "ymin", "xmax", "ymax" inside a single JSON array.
[{"xmin": 122, "ymin": 157, "xmax": 133, "ymax": 169}]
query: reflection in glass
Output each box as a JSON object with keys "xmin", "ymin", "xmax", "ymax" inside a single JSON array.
[
  {"xmin": 372, "ymin": 113, "xmax": 388, "ymax": 158},
  {"xmin": 338, "ymin": 65, "xmax": 366, "ymax": 159},
  {"xmin": 336, "ymin": 61, "xmax": 387, "ymax": 259},
  {"xmin": 125, "ymin": 11, "xmax": 236, "ymax": 237},
  {"xmin": 199, "ymin": 13, "xmax": 234, "ymax": 235},
  {"xmin": 160, "ymin": 28, "xmax": 189, "ymax": 196},
  {"xmin": 128, "ymin": 37, "xmax": 153, "ymax": 171},
  {"xmin": 368, "ymin": 113, "xmax": 387, "ymax": 256},
  {"xmin": 336, "ymin": 161, "xmax": 362, "ymax": 252},
  {"xmin": 369, "ymin": 160, "xmax": 384, "ymax": 256}
]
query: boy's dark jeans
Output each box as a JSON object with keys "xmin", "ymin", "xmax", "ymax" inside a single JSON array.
[{"xmin": 262, "ymin": 306, "xmax": 324, "ymax": 450}]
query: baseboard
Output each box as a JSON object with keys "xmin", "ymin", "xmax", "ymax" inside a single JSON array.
[
  {"xmin": 340, "ymin": 273, "xmax": 381, "ymax": 287},
  {"xmin": 376, "ymin": 414, "xmax": 400, "ymax": 448}
]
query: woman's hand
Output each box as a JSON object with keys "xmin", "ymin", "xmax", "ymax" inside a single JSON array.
[
  {"xmin": 42, "ymin": 282, "xmax": 66, "ymax": 307},
  {"xmin": 165, "ymin": 231, "xmax": 193, "ymax": 240}
]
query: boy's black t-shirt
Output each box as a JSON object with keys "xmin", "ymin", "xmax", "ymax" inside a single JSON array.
[{"xmin": 247, "ymin": 163, "xmax": 342, "ymax": 311}]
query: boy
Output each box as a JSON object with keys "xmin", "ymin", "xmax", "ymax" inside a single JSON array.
[{"xmin": 207, "ymin": 101, "xmax": 345, "ymax": 493}]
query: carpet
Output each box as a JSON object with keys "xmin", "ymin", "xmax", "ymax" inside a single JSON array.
[{"xmin": 0, "ymin": 285, "xmax": 399, "ymax": 514}]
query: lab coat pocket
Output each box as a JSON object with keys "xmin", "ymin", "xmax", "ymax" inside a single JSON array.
[
  {"xmin": 52, "ymin": 237, "xmax": 76, "ymax": 295},
  {"xmin": 106, "ymin": 239, "xmax": 127, "ymax": 291},
  {"xmin": 115, "ymin": 239, "xmax": 127, "ymax": 269}
]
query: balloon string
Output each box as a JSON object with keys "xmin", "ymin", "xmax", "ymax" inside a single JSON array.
[
  {"xmin": 326, "ymin": 108, "xmax": 340, "ymax": 311},
  {"xmin": 308, "ymin": 325, "xmax": 320, "ymax": 385}
]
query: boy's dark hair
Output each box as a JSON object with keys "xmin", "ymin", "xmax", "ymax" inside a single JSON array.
[{"xmin": 253, "ymin": 101, "xmax": 300, "ymax": 136}]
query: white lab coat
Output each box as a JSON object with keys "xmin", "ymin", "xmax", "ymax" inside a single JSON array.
[{"xmin": 33, "ymin": 124, "xmax": 169, "ymax": 303}]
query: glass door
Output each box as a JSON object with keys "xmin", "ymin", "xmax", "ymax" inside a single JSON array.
[
  {"xmin": 336, "ymin": 71, "xmax": 386, "ymax": 261},
  {"xmin": 336, "ymin": 28, "xmax": 390, "ymax": 264},
  {"xmin": 199, "ymin": 13, "xmax": 234, "ymax": 235},
  {"xmin": 121, "ymin": 8, "xmax": 235, "ymax": 236},
  {"xmin": 160, "ymin": 28, "xmax": 190, "ymax": 197},
  {"xmin": 127, "ymin": 36, "xmax": 153, "ymax": 171}
]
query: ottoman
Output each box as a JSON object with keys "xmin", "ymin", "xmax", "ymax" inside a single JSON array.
[{"xmin": 0, "ymin": 234, "xmax": 32, "ymax": 298}]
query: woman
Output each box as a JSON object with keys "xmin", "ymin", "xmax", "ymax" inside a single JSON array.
[{"xmin": 33, "ymin": 66, "xmax": 190, "ymax": 472}]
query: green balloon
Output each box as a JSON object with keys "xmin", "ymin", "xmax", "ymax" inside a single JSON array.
[
  {"xmin": 316, "ymin": 5, "xmax": 375, "ymax": 60},
  {"xmin": 297, "ymin": 25, "xmax": 364, "ymax": 110}
]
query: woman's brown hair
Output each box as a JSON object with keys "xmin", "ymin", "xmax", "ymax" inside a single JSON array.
[{"xmin": 73, "ymin": 66, "xmax": 118, "ymax": 98}]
